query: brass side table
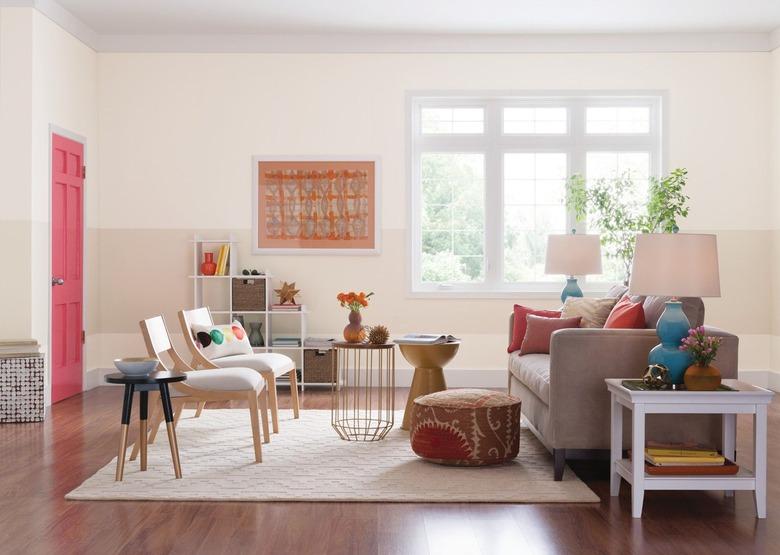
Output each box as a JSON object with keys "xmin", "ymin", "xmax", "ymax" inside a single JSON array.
[
  {"xmin": 398, "ymin": 342, "xmax": 460, "ymax": 430},
  {"xmin": 331, "ymin": 342, "xmax": 395, "ymax": 441}
]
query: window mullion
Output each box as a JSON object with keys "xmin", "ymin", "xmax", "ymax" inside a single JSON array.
[{"xmin": 484, "ymin": 100, "xmax": 502, "ymax": 289}]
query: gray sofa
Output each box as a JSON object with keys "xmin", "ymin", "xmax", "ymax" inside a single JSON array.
[{"xmin": 507, "ymin": 288, "xmax": 739, "ymax": 480}]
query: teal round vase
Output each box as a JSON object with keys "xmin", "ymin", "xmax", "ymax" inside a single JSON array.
[
  {"xmin": 648, "ymin": 301, "xmax": 693, "ymax": 385},
  {"xmin": 560, "ymin": 277, "xmax": 584, "ymax": 304}
]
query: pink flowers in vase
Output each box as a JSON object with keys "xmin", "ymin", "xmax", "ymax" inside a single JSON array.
[{"xmin": 679, "ymin": 326, "xmax": 721, "ymax": 367}]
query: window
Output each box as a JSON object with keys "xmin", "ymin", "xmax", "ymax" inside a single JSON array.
[{"xmin": 410, "ymin": 94, "xmax": 662, "ymax": 294}]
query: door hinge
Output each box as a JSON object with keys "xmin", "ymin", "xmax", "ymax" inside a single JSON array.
[
  {"xmin": 82, "ymin": 165, "xmax": 86, "ymax": 178},
  {"xmin": 81, "ymin": 330, "xmax": 86, "ymax": 344}
]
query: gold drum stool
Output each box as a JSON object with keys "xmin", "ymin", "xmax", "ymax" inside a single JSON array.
[
  {"xmin": 398, "ymin": 342, "xmax": 460, "ymax": 430},
  {"xmin": 331, "ymin": 342, "xmax": 396, "ymax": 441}
]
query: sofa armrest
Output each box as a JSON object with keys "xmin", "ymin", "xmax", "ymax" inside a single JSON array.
[{"xmin": 546, "ymin": 326, "xmax": 738, "ymax": 447}]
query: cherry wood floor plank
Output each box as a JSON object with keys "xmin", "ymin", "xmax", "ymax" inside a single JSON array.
[{"xmin": 0, "ymin": 385, "xmax": 777, "ymax": 554}]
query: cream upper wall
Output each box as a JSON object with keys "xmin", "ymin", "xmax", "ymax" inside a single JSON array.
[
  {"xmin": 90, "ymin": 51, "xmax": 774, "ymax": 376},
  {"xmin": 97, "ymin": 52, "xmax": 771, "ymax": 231}
]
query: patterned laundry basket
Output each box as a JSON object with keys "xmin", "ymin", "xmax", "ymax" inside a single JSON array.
[{"xmin": 409, "ymin": 388, "xmax": 521, "ymax": 466}]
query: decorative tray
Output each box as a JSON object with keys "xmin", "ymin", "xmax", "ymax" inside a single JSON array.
[
  {"xmin": 645, "ymin": 459, "xmax": 740, "ymax": 476},
  {"xmin": 621, "ymin": 380, "xmax": 735, "ymax": 392}
]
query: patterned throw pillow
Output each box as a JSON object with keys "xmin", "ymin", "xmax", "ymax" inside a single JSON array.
[
  {"xmin": 561, "ymin": 297, "xmax": 618, "ymax": 328},
  {"xmin": 190, "ymin": 321, "xmax": 253, "ymax": 360}
]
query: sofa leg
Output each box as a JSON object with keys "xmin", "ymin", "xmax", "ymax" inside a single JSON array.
[{"xmin": 553, "ymin": 449, "xmax": 565, "ymax": 481}]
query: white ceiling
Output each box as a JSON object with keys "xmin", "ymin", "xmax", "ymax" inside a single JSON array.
[{"xmin": 54, "ymin": 0, "xmax": 780, "ymax": 35}]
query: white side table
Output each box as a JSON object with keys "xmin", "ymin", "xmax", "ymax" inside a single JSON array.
[{"xmin": 606, "ymin": 378, "xmax": 773, "ymax": 519}]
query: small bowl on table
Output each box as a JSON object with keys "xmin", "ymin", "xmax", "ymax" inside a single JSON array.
[{"xmin": 114, "ymin": 357, "xmax": 159, "ymax": 376}]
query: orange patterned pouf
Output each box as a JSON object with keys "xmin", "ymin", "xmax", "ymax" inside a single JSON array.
[{"xmin": 409, "ymin": 388, "xmax": 522, "ymax": 466}]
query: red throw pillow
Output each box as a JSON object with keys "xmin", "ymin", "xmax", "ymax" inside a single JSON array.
[
  {"xmin": 519, "ymin": 315, "xmax": 582, "ymax": 355},
  {"xmin": 604, "ymin": 294, "xmax": 646, "ymax": 329},
  {"xmin": 508, "ymin": 305, "xmax": 562, "ymax": 353}
]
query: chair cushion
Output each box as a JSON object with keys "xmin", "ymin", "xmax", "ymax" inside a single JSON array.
[
  {"xmin": 508, "ymin": 352, "xmax": 551, "ymax": 405},
  {"xmin": 211, "ymin": 352, "xmax": 295, "ymax": 378},
  {"xmin": 410, "ymin": 389, "xmax": 522, "ymax": 466},
  {"xmin": 183, "ymin": 367, "xmax": 264, "ymax": 392}
]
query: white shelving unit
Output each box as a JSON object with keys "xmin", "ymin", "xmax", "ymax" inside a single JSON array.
[{"xmin": 190, "ymin": 234, "xmax": 315, "ymax": 390}]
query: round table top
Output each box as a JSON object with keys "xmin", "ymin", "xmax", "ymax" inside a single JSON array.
[
  {"xmin": 332, "ymin": 341, "xmax": 395, "ymax": 350},
  {"xmin": 104, "ymin": 370, "xmax": 188, "ymax": 385}
]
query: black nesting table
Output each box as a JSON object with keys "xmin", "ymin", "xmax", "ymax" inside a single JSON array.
[{"xmin": 105, "ymin": 371, "xmax": 187, "ymax": 481}]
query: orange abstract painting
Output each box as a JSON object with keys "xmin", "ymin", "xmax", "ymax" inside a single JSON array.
[{"xmin": 254, "ymin": 159, "xmax": 378, "ymax": 253}]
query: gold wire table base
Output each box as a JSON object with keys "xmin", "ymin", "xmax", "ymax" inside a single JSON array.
[{"xmin": 331, "ymin": 342, "xmax": 395, "ymax": 441}]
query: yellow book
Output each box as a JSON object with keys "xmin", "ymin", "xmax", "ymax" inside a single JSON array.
[
  {"xmin": 219, "ymin": 244, "xmax": 230, "ymax": 275},
  {"xmin": 645, "ymin": 453, "xmax": 725, "ymax": 466},
  {"xmin": 215, "ymin": 245, "xmax": 226, "ymax": 276},
  {"xmin": 646, "ymin": 447, "xmax": 719, "ymax": 458}
]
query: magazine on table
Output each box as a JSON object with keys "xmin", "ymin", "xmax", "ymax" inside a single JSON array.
[{"xmin": 394, "ymin": 334, "xmax": 460, "ymax": 345}]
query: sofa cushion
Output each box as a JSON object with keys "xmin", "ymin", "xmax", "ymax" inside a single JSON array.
[
  {"xmin": 561, "ymin": 297, "xmax": 618, "ymax": 328},
  {"xmin": 508, "ymin": 352, "xmax": 551, "ymax": 405},
  {"xmin": 604, "ymin": 295, "xmax": 646, "ymax": 329},
  {"xmin": 642, "ymin": 296, "xmax": 705, "ymax": 328},
  {"xmin": 605, "ymin": 284, "xmax": 629, "ymax": 298},
  {"xmin": 507, "ymin": 304, "xmax": 561, "ymax": 353}
]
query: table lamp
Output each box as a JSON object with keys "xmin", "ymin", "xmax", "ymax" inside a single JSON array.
[
  {"xmin": 545, "ymin": 232, "xmax": 602, "ymax": 303},
  {"xmin": 629, "ymin": 233, "xmax": 721, "ymax": 384}
]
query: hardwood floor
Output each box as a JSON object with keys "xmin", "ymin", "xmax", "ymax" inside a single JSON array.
[{"xmin": 1, "ymin": 386, "xmax": 778, "ymax": 555}]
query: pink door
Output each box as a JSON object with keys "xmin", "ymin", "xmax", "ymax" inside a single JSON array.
[{"xmin": 51, "ymin": 133, "xmax": 84, "ymax": 403}]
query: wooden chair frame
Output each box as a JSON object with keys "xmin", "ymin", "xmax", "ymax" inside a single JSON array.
[
  {"xmin": 128, "ymin": 315, "xmax": 270, "ymax": 464},
  {"xmin": 178, "ymin": 307, "xmax": 300, "ymax": 435}
]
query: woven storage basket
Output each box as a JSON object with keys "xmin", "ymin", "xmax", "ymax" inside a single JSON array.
[
  {"xmin": 304, "ymin": 349, "xmax": 335, "ymax": 384},
  {"xmin": 232, "ymin": 278, "xmax": 266, "ymax": 311}
]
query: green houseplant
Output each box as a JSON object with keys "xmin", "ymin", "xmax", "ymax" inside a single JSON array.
[{"xmin": 566, "ymin": 168, "xmax": 690, "ymax": 284}]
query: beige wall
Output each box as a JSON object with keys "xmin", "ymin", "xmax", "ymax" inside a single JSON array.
[
  {"xmin": 90, "ymin": 51, "xmax": 774, "ymax": 384},
  {"xmin": 0, "ymin": 7, "xmax": 97, "ymax": 401}
]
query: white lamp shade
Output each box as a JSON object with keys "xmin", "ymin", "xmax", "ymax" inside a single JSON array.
[
  {"xmin": 629, "ymin": 233, "xmax": 721, "ymax": 297},
  {"xmin": 544, "ymin": 234, "xmax": 602, "ymax": 276}
]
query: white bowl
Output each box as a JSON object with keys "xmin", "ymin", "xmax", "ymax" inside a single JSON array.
[{"xmin": 114, "ymin": 357, "xmax": 158, "ymax": 376}]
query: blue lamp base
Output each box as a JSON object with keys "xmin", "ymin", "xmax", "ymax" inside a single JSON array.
[
  {"xmin": 560, "ymin": 277, "xmax": 583, "ymax": 304},
  {"xmin": 648, "ymin": 301, "xmax": 693, "ymax": 385}
]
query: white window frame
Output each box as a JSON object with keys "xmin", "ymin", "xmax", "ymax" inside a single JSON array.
[{"xmin": 408, "ymin": 91, "xmax": 664, "ymax": 298}]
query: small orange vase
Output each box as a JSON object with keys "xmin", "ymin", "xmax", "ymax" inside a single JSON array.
[
  {"xmin": 684, "ymin": 364, "xmax": 721, "ymax": 391},
  {"xmin": 200, "ymin": 252, "xmax": 217, "ymax": 276},
  {"xmin": 343, "ymin": 310, "xmax": 365, "ymax": 343}
]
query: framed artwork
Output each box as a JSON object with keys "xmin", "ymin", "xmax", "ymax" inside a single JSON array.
[{"xmin": 252, "ymin": 156, "xmax": 381, "ymax": 255}]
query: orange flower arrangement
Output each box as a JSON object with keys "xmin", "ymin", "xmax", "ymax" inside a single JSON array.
[{"xmin": 337, "ymin": 291, "xmax": 374, "ymax": 312}]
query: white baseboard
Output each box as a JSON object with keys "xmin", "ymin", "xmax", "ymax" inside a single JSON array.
[{"xmin": 738, "ymin": 369, "xmax": 780, "ymax": 391}]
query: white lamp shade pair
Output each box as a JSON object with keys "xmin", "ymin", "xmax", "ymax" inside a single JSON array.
[
  {"xmin": 545, "ymin": 234, "xmax": 602, "ymax": 276},
  {"xmin": 629, "ymin": 233, "xmax": 721, "ymax": 298}
]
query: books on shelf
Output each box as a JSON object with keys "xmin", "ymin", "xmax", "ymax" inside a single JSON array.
[
  {"xmin": 214, "ymin": 244, "xmax": 230, "ymax": 276},
  {"xmin": 271, "ymin": 304, "xmax": 302, "ymax": 311},
  {"xmin": 644, "ymin": 443, "xmax": 725, "ymax": 467},
  {"xmin": 394, "ymin": 334, "xmax": 460, "ymax": 345},
  {"xmin": 272, "ymin": 337, "xmax": 302, "ymax": 347},
  {"xmin": 0, "ymin": 340, "xmax": 41, "ymax": 358},
  {"xmin": 304, "ymin": 337, "xmax": 336, "ymax": 350}
]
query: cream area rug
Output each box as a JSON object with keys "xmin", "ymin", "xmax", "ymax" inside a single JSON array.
[{"xmin": 67, "ymin": 409, "xmax": 598, "ymax": 503}]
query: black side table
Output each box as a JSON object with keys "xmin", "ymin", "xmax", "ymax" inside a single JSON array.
[{"xmin": 105, "ymin": 371, "xmax": 187, "ymax": 481}]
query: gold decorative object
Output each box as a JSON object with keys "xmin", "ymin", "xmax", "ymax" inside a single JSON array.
[
  {"xmin": 397, "ymin": 342, "xmax": 460, "ymax": 430},
  {"xmin": 274, "ymin": 281, "xmax": 300, "ymax": 305},
  {"xmin": 642, "ymin": 364, "xmax": 671, "ymax": 390},
  {"xmin": 367, "ymin": 325, "xmax": 390, "ymax": 345},
  {"xmin": 331, "ymin": 342, "xmax": 395, "ymax": 441}
]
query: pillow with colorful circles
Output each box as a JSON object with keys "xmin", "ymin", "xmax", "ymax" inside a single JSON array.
[{"xmin": 190, "ymin": 320, "xmax": 253, "ymax": 360}]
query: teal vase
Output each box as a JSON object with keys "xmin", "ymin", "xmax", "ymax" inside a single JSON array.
[
  {"xmin": 560, "ymin": 277, "xmax": 584, "ymax": 304},
  {"xmin": 648, "ymin": 301, "xmax": 693, "ymax": 385}
]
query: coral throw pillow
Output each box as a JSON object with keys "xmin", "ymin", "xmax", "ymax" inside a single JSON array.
[
  {"xmin": 604, "ymin": 294, "xmax": 646, "ymax": 329},
  {"xmin": 508, "ymin": 305, "xmax": 561, "ymax": 353},
  {"xmin": 191, "ymin": 320, "xmax": 253, "ymax": 360},
  {"xmin": 520, "ymin": 315, "xmax": 582, "ymax": 355}
]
